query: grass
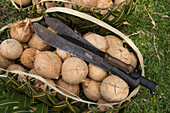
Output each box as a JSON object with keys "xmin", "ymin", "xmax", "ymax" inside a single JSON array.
[{"xmin": 0, "ymin": 0, "xmax": 169, "ymax": 113}]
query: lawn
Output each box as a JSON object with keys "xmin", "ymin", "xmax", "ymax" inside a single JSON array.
[{"xmin": 0, "ymin": 0, "xmax": 169, "ymax": 113}]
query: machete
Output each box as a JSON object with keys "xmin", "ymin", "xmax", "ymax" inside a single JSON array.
[{"xmin": 34, "ymin": 18, "xmax": 157, "ymax": 95}]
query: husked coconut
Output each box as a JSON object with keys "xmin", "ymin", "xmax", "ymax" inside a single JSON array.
[
  {"xmin": 107, "ymin": 46, "xmax": 131, "ymax": 64},
  {"xmin": 10, "ymin": 18, "xmax": 33, "ymax": 43},
  {"xmin": 32, "ymin": 0, "xmax": 41, "ymax": 5},
  {"xmin": 105, "ymin": 35, "xmax": 123, "ymax": 49},
  {"xmin": 20, "ymin": 48, "xmax": 37, "ymax": 68},
  {"xmin": 34, "ymin": 51, "xmax": 62, "ymax": 79},
  {"xmin": 97, "ymin": 0, "xmax": 113, "ymax": 8},
  {"xmin": 45, "ymin": 1, "xmax": 56, "ymax": 9},
  {"xmin": 82, "ymin": 78, "xmax": 102, "ymax": 101},
  {"xmin": 7, "ymin": 64, "xmax": 26, "ymax": 72},
  {"xmin": 114, "ymin": 0, "xmax": 130, "ymax": 10},
  {"xmin": 97, "ymin": 0, "xmax": 113, "ymax": 15},
  {"xmin": 83, "ymin": 33, "xmax": 107, "ymax": 52},
  {"xmin": 55, "ymin": 49, "xmax": 71, "ymax": 61},
  {"xmin": 7, "ymin": 64, "xmax": 27, "ymax": 82},
  {"xmin": 0, "ymin": 39, "xmax": 23, "ymax": 60},
  {"xmin": 29, "ymin": 68, "xmax": 39, "ymax": 75},
  {"xmin": 33, "ymin": 79, "xmax": 56, "ymax": 96},
  {"xmin": 75, "ymin": 0, "xmax": 97, "ymax": 7},
  {"xmin": 13, "ymin": 0, "xmax": 31, "ymax": 6},
  {"xmin": 97, "ymin": 99, "xmax": 110, "ymax": 111},
  {"xmin": 28, "ymin": 33, "xmax": 51, "ymax": 51},
  {"xmin": 56, "ymin": 78, "xmax": 80, "ymax": 100},
  {"xmin": 62, "ymin": 57, "xmax": 88, "ymax": 84},
  {"xmin": 88, "ymin": 64, "xmax": 107, "ymax": 81},
  {"xmin": 100, "ymin": 75, "xmax": 129, "ymax": 102},
  {"xmin": 0, "ymin": 53, "xmax": 13, "ymax": 69},
  {"xmin": 130, "ymin": 52, "xmax": 137, "ymax": 68},
  {"xmin": 64, "ymin": 0, "xmax": 77, "ymax": 9}
]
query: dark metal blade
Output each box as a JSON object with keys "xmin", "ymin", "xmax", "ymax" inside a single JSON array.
[
  {"xmin": 34, "ymin": 23, "xmax": 111, "ymax": 71},
  {"xmin": 45, "ymin": 17, "xmax": 105, "ymax": 58}
]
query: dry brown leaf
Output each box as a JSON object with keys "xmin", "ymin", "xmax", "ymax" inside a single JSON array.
[
  {"xmin": 127, "ymin": 31, "xmax": 145, "ymax": 38},
  {"xmin": 153, "ymin": 34, "xmax": 161, "ymax": 62},
  {"xmin": 144, "ymin": 7, "xmax": 156, "ymax": 29},
  {"xmin": 123, "ymin": 21, "xmax": 131, "ymax": 26}
]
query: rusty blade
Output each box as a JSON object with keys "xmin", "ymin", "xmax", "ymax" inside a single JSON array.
[{"xmin": 34, "ymin": 23, "xmax": 111, "ymax": 71}]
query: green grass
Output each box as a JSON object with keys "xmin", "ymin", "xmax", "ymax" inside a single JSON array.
[{"xmin": 0, "ymin": 0, "xmax": 169, "ymax": 113}]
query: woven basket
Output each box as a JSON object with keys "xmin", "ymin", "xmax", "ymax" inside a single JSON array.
[
  {"xmin": 11, "ymin": 0, "xmax": 136, "ymax": 28},
  {"xmin": 0, "ymin": 7, "xmax": 144, "ymax": 112}
]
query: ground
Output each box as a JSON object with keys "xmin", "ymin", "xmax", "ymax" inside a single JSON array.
[{"xmin": 0, "ymin": 0, "xmax": 169, "ymax": 113}]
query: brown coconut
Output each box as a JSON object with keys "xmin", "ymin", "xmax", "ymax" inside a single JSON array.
[
  {"xmin": 83, "ymin": 33, "xmax": 107, "ymax": 52},
  {"xmin": 32, "ymin": 0, "xmax": 41, "ymax": 5},
  {"xmin": 0, "ymin": 39, "xmax": 23, "ymax": 60},
  {"xmin": 130, "ymin": 52, "xmax": 137, "ymax": 68},
  {"xmin": 100, "ymin": 75, "xmax": 129, "ymax": 102},
  {"xmin": 97, "ymin": 99, "xmax": 110, "ymax": 111},
  {"xmin": 7, "ymin": 64, "xmax": 27, "ymax": 82},
  {"xmin": 75, "ymin": 0, "xmax": 97, "ymax": 7},
  {"xmin": 34, "ymin": 51, "xmax": 62, "ymax": 79},
  {"xmin": 56, "ymin": 78, "xmax": 80, "ymax": 100},
  {"xmin": 55, "ymin": 49, "xmax": 71, "ymax": 61},
  {"xmin": 82, "ymin": 78, "xmax": 102, "ymax": 101},
  {"xmin": 114, "ymin": 0, "xmax": 130, "ymax": 10},
  {"xmin": 62, "ymin": 57, "xmax": 88, "ymax": 85},
  {"xmin": 20, "ymin": 48, "xmax": 37, "ymax": 68},
  {"xmin": 107, "ymin": 46, "xmax": 131, "ymax": 64},
  {"xmin": 97, "ymin": 0, "xmax": 113, "ymax": 15},
  {"xmin": 105, "ymin": 35, "xmax": 123, "ymax": 49},
  {"xmin": 33, "ymin": 79, "xmax": 56, "ymax": 96},
  {"xmin": 13, "ymin": 0, "xmax": 31, "ymax": 6},
  {"xmin": 28, "ymin": 33, "xmax": 51, "ymax": 51},
  {"xmin": 0, "ymin": 53, "xmax": 13, "ymax": 69},
  {"xmin": 88, "ymin": 64, "xmax": 107, "ymax": 81},
  {"xmin": 64, "ymin": 0, "xmax": 77, "ymax": 9},
  {"xmin": 45, "ymin": 1, "xmax": 56, "ymax": 9},
  {"xmin": 29, "ymin": 68, "xmax": 39, "ymax": 75},
  {"xmin": 10, "ymin": 18, "xmax": 33, "ymax": 43}
]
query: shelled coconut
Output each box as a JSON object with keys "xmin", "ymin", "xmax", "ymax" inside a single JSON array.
[
  {"xmin": 100, "ymin": 75, "xmax": 129, "ymax": 102},
  {"xmin": 20, "ymin": 48, "xmax": 37, "ymax": 68},
  {"xmin": 0, "ymin": 39, "xmax": 23, "ymax": 60},
  {"xmin": 62, "ymin": 57, "xmax": 88, "ymax": 84},
  {"xmin": 28, "ymin": 33, "xmax": 51, "ymax": 51},
  {"xmin": 82, "ymin": 78, "xmax": 102, "ymax": 101},
  {"xmin": 56, "ymin": 78, "xmax": 80, "ymax": 100},
  {"xmin": 83, "ymin": 32, "xmax": 107, "ymax": 52},
  {"xmin": 13, "ymin": 0, "xmax": 31, "ymax": 6},
  {"xmin": 10, "ymin": 18, "xmax": 33, "ymax": 43},
  {"xmin": 34, "ymin": 51, "xmax": 62, "ymax": 79},
  {"xmin": 0, "ymin": 53, "xmax": 13, "ymax": 69}
]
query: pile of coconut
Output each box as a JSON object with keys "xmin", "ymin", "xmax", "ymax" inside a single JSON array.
[
  {"xmin": 0, "ymin": 18, "xmax": 137, "ymax": 110},
  {"xmin": 13, "ymin": 0, "xmax": 129, "ymax": 12}
]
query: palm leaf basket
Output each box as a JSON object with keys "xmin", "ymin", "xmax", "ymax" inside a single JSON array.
[
  {"xmin": 11, "ymin": 0, "xmax": 136, "ymax": 28},
  {"xmin": 0, "ymin": 7, "xmax": 144, "ymax": 112}
]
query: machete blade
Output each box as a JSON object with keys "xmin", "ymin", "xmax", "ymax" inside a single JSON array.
[
  {"xmin": 34, "ymin": 23, "xmax": 111, "ymax": 71},
  {"xmin": 45, "ymin": 17, "xmax": 105, "ymax": 58}
]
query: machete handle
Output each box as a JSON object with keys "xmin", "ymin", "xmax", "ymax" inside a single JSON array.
[
  {"xmin": 130, "ymin": 72, "xmax": 157, "ymax": 95},
  {"xmin": 111, "ymin": 67, "xmax": 140, "ymax": 88},
  {"xmin": 105, "ymin": 53, "xmax": 134, "ymax": 73}
]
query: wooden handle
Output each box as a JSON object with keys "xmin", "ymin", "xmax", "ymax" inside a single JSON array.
[{"xmin": 104, "ymin": 53, "xmax": 134, "ymax": 73}]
